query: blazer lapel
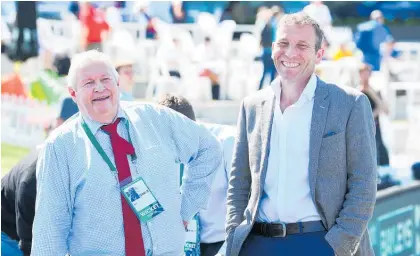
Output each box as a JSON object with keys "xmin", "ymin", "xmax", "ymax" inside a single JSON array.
[
  {"xmin": 309, "ymin": 79, "xmax": 330, "ymax": 202},
  {"xmin": 259, "ymin": 90, "xmax": 275, "ymax": 189}
]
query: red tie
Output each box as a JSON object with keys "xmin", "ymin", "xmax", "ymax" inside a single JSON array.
[{"xmin": 102, "ymin": 118, "xmax": 146, "ymax": 256}]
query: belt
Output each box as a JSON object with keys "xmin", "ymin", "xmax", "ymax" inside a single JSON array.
[{"xmin": 251, "ymin": 221, "xmax": 326, "ymax": 237}]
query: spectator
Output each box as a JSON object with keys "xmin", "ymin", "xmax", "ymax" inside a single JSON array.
[
  {"xmin": 359, "ymin": 63, "xmax": 390, "ymax": 166},
  {"xmin": 133, "ymin": 2, "xmax": 158, "ymax": 39},
  {"xmin": 354, "ymin": 10, "xmax": 392, "ymax": 71},
  {"xmin": 270, "ymin": 5, "xmax": 285, "ymax": 38},
  {"xmin": 256, "ymin": 7, "xmax": 276, "ymax": 90},
  {"xmin": 170, "ymin": 0, "xmax": 186, "ymax": 24},
  {"xmin": 1, "ymin": 150, "xmax": 38, "ymax": 256},
  {"xmin": 8, "ymin": 1, "xmax": 38, "ymax": 62},
  {"xmin": 303, "ymin": 1, "xmax": 332, "ymax": 29},
  {"xmin": 115, "ymin": 60, "xmax": 136, "ymax": 101},
  {"xmin": 79, "ymin": 2, "xmax": 110, "ymax": 51}
]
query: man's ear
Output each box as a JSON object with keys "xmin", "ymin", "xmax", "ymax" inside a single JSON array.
[
  {"xmin": 68, "ymin": 87, "xmax": 76, "ymax": 99},
  {"xmin": 315, "ymin": 48, "xmax": 325, "ymax": 64}
]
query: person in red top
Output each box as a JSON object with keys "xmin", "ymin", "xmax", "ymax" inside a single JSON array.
[{"xmin": 79, "ymin": 2, "xmax": 110, "ymax": 52}]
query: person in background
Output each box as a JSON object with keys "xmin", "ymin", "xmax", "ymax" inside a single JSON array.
[
  {"xmin": 270, "ymin": 5, "xmax": 284, "ymax": 37},
  {"xmin": 158, "ymin": 94, "xmax": 236, "ymax": 256},
  {"xmin": 31, "ymin": 50, "xmax": 222, "ymax": 256},
  {"xmin": 79, "ymin": 2, "xmax": 110, "ymax": 51},
  {"xmin": 1, "ymin": 150, "xmax": 38, "ymax": 256},
  {"xmin": 303, "ymin": 1, "xmax": 332, "ymax": 30},
  {"xmin": 256, "ymin": 7, "xmax": 276, "ymax": 90},
  {"xmin": 11, "ymin": 1, "xmax": 38, "ymax": 63},
  {"xmin": 354, "ymin": 10, "xmax": 392, "ymax": 71},
  {"xmin": 170, "ymin": 0, "xmax": 186, "ymax": 24},
  {"xmin": 359, "ymin": 63, "xmax": 390, "ymax": 166},
  {"xmin": 115, "ymin": 60, "xmax": 136, "ymax": 101},
  {"xmin": 133, "ymin": 2, "xmax": 158, "ymax": 39}
]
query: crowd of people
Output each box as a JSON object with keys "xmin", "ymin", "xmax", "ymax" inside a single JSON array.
[{"xmin": 1, "ymin": 2, "xmax": 420, "ymax": 256}]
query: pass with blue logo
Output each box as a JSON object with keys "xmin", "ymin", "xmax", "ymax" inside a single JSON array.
[{"xmin": 121, "ymin": 177, "xmax": 164, "ymax": 222}]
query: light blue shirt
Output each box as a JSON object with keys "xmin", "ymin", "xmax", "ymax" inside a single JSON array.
[{"xmin": 32, "ymin": 102, "xmax": 222, "ymax": 256}]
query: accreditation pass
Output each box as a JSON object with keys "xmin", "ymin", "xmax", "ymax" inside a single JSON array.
[{"xmin": 121, "ymin": 177, "xmax": 164, "ymax": 222}]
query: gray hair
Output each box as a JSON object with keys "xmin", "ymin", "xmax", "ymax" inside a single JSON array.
[
  {"xmin": 276, "ymin": 12, "xmax": 324, "ymax": 51},
  {"xmin": 67, "ymin": 50, "xmax": 119, "ymax": 89}
]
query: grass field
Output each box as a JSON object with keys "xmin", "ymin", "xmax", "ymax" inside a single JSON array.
[{"xmin": 1, "ymin": 143, "xmax": 31, "ymax": 177}]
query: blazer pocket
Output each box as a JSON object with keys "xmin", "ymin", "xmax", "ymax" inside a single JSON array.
[
  {"xmin": 320, "ymin": 131, "xmax": 345, "ymax": 157},
  {"xmin": 322, "ymin": 131, "xmax": 344, "ymax": 142}
]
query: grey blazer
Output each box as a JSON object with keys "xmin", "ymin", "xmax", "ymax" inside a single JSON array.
[{"xmin": 225, "ymin": 78, "xmax": 377, "ymax": 256}]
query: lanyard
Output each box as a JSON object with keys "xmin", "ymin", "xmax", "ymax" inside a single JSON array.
[{"xmin": 81, "ymin": 118, "xmax": 134, "ymax": 173}]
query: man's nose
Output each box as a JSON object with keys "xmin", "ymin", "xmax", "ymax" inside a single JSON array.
[
  {"xmin": 94, "ymin": 81, "xmax": 105, "ymax": 92},
  {"xmin": 285, "ymin": 45, "xmax": 298, "ymax": 58}
]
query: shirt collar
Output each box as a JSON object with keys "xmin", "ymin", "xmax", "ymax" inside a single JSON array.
[
  {"xmin": 80, "ymin": 106, "xmax": 127, "ymax": 135},
  {"xmin": 270, "ymin": 73, "xmax": 317, "ymax": 104}
]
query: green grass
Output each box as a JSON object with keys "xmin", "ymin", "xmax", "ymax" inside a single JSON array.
[{"xmin": 1, "ymin": 143, "xmax": 30, "ymax": 177}]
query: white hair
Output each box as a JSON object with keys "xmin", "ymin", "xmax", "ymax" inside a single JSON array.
[{"xmin": 67, "ymin": 50, "xmax": 119, "ymax": 89}]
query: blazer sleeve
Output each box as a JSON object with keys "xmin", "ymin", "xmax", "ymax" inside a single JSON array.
[
  {"xmin": 225, "ymin": 100, "xmax": 252, "ymax": 236},
  {"xmin": 325, "ymin": 94, "xmax": 377, "ymax": 256}
]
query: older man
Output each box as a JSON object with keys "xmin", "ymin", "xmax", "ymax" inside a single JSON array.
[
  {"xmin": 226, "ymin": 12, "xmax": 377, "ymax": 256},
  {"xmin": 32, "ymin": 50, "xmax": 222, "ymax": 256}
]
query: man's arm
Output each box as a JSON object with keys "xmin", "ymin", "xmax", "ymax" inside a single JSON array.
[
  {"xmin": 32, "ymin": 141, "xmax": 72, "ymax": 255},
  {"xmin": 325, "ymin": 94, "xmax": 377, "ymax": 256},
  {"xmin": 161, "ymin": 107, "xmax": 222, "ymax": 222},
  {"xmin": 225, "ymin": 101, "xmax": 252, "ymax": 237}
]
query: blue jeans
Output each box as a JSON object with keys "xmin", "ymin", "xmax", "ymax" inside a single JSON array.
[{"xmin": 1, "ymin": 232, "xmax": 23, "ymax": 256}]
